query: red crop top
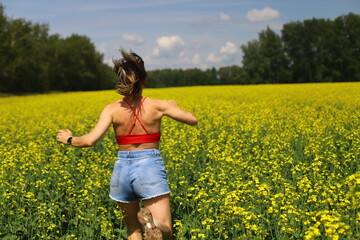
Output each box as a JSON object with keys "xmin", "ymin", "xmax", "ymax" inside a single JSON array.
[{"xmin": 116, "ymin": 97, "xmax": 161, "ymax": 145}]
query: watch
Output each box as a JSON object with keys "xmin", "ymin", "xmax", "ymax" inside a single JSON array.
[{"xmin": 67, "ymin": 137, "xmax": 73, "ymax": 145}]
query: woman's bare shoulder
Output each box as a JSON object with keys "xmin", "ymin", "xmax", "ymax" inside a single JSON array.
[
  {"xmin": 107, "ymin": 99, "xmax": 121, "ymax": 107},
  {"xmin": 145, "ymin": 97, "xmax": 167, "ymax": 110},
  {"xmin": 102, "ymin": 100, "xmax": 122, "ymax": 112}
]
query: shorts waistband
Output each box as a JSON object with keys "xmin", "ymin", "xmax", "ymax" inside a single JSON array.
[{"xmin": 117, "ymin": 149, "xmax": 160, "ymax": 159}]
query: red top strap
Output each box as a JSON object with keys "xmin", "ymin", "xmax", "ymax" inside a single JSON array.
[{"xmin": 122, "ymin": 97, "xmax": 149, "ymax": 135}]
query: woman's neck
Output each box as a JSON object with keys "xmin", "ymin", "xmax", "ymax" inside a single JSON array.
[{"xmin": 124, "ymin": 95, "xmax": 143, "ymax": 102}]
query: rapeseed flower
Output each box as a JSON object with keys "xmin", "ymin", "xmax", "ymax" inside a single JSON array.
[{"xmin": 0, "ymin": 83, "xmax": 359, "ymax": 239}]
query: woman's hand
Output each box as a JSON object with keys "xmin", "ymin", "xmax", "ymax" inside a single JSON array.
[{"xmin": 57, "ymin": 129, "xmax": 73, "ymax": 144}]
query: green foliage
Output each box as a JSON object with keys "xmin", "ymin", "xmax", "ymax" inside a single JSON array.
[
  {"xmin": 0, "ymin": 4, "xmax": 115, "ymax": 93},
  {"xmin": 242, "ymin": 13, "xmax": 360, "ymax": 84},
  {"xmin": 0, "ymin": 3, "xmax": 359, "ymax": 92},
  {"xmin": 282, "ymin": 18, "xmax": 335, "ymax": 83},
  {"xmin": 146, "ymin": 68, "xmax": 220, "ymax": 88}
]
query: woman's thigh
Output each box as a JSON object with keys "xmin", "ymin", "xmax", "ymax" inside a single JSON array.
[
  {"xmin": 142, "ymin": 194, "xmax": 172, "ymax": 229},
  {"xmin": 117, "ymin": 201, "xmax": 142, "ymax": 232}
]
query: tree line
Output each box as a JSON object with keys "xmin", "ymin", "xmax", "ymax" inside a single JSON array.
[
  {"xmin": 147, "ymin": 12, "xmax": 359, "ymax": 87},
  {"xmin": 0, "ymin": 5, "xmax": 114, "ymax": 93},
  {"xmin": 0, "ymin": 4, "xmax": 359, "ymax": 93},
  {"xmin": 145, "ymin": 66, "xmax": 249, "ymax": 88},
  {"xmin": 241, "ymin": 12, "xmax": 360, "ymax": 84}
]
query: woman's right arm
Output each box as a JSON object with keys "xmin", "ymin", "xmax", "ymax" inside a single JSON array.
[
  {"xmin": 161, "ymin": 100, "xmax": 198, "ymax": 126},
  {"xmin": 56, "ymin": 104, "xmax": 113, "ymax": 147}
]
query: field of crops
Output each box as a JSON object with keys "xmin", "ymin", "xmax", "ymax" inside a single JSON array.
[{"xmin": 0, "ymin": 83, "xmax": 359, "ymax": 239}]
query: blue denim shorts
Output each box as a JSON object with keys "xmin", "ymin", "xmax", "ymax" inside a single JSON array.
[{"xmin": 109, "ymin": 149, "xmax": 171, "ymax": 203}]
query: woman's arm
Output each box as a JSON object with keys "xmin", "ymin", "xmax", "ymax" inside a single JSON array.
[
  {"xmin": 56, "ymin": 104, "xmax": 113, "ymax": 147},
  {"xmin": 161, "ymin": 100, "xmax": 198, "ymax": 126}
]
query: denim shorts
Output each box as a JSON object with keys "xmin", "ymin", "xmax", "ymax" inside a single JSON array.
[{"xmin": 109, "ymin": 149, "xmax": 171, "ymax": 203}]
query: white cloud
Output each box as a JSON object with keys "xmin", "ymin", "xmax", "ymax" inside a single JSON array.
[
  {"xmin": 246, "ymin": 7, "xmax": 280, "ymax": 22},
  {"xmin": 206, "ymin": 53, "xmax": 223, "ymax": 63},
  {"xmin": 157, "ymin": 35, "xmax": 185, "ymax": 50},
  {"xmin": 152, "ymin": 35, "xmax": 185, "ymax": 57},
  {"xmin": 192, "ymin": 54, "xmax": 208, "ymax": 69},
  {"xmin": 96, "ymin": 42, "xmax": 111, "ymax": 55},
  {"xmin": 179, "ymin": 51, "xmax": 186, "ymax": 57},
  {"xmin": 192, "ymin": 54, "xmax": 201, "ymax": 65},
  {"xmin": 220, "ymin": 42, "xmax": 237, "ymax": 55},
  {"xmin": 152, "ymin": 48, "xmax": 160, "ymax": 57},
  {"xmin": 103, "ymin": 57, "xmax": 114, "ymax": 67},
  {"xmin": 207, "ymin": 41, "xmax": 238, "ymax": 64},
  {"xmin": 219, "ymin": 12, "xmax": 230, "ymax": 21},
  {"xmin": 122, "ymin": 33, "xmax": 144, "ymax": 44},
  {"xmin": 193, "ymin": 12, "xmax": 231, "ymax": 26}
]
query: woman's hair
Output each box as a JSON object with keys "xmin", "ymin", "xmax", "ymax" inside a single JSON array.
[{"xmin": 113, "ymin": 49, "xmax": 147, "ymax": 100}]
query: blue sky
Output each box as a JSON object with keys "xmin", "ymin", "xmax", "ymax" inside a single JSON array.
[{"xmin": 2, "ymin": 0, "xmax": 359, "ymax": 70}]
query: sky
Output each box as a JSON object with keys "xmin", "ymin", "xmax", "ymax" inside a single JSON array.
[{"xmin": 1, "ymin": 0, "xmax": 359, "ymax": 70}]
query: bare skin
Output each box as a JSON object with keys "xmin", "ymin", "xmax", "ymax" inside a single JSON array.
[
  {"xmin": 57, "ymin": 92, "xmax": 198, "ymax": 240},
  {"xmin": 57, "ymin": 95, "xmax": 198, "ymax": 149},
  {"xmin": 117, "ymin": 194, "xmax": 172, "ymax": 240}
]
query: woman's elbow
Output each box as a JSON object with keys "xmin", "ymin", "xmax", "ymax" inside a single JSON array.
[
  {"xmin": 85, "ymin": 138, "xmax": 98, "ymax": 147},
  {"xmin": 88, "ymin": 140, "xmax": 98, "ymax": 147}
]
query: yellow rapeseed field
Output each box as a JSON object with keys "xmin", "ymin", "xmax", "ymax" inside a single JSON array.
[{"xmin": 0, "ymin": 83, "xmax": 359, "ymax": 239}]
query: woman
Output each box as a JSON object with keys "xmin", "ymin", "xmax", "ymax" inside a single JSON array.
[{"xmin": 56, "ymin": 49, "xmax": 198, "ymax": 240}]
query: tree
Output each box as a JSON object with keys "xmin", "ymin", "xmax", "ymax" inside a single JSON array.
[
  {"xmin": 241, "ymin": 27, "xmax": 290, "ymax": 84},
  {"xmin": 1, "ymin": 17, "xmax": 50, "ymax": 92},
  {"xmin": 0, "ymin": 5, "xmax": 8, "ymax": 92},
  {"xmin": 218, "ymin": 66, "xmax": 247, "ymax": 85},
  {"xmin": 282, "ymin": 18, "xmax": 333, "ymax": 83},
  {"xmin": 52, "ymin": 34, "xmax": 107, "ymax": 91},
  {"xmin": 259, "ymin": 27, "xmax": 290, "ymax": 83},
  {"xmin": 331, "ymin": 13, "xmax": 360, "ymax": 82},
  {"xmin": 0, "ymin": 4, "xmax": 115, "ymax": 93},
  {"xmin": 241, "ymin": 39, "xmax": 263, "ymax": 84}
]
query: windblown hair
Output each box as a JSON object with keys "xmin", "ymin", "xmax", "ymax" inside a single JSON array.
[{"xmin": 113, "ymin": 49, "xmax": 147, "ymax": 100}]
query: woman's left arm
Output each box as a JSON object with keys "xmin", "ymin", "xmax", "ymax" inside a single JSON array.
[{"xmin": 56, "ymin": 104, "xmax": 113, "ymax": 147}]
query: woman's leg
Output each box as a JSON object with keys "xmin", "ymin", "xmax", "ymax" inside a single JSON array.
[
  {"xmin": 117, "ymin": 201, "xmax": 143, "ymax": 240},
  {"xmin": 142, "ymin": 194, "xmax": 172, "ymax": 240}
]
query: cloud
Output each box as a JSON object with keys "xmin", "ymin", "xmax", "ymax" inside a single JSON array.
[
  {"xmin": 103, "ymin": 57, "xmax": 114, "ymax": 67},
  {"xmin": 157, "ymin": 35, "xmax": 185, "ymax": 50},
  {"xmin": 122, "ymin": 33, "xmax": 144, "ymax": 44},
  {"xmin": 206, "ymin": 41, "xmax": 238, "ymax": 64},
  {"xmin": 152, "ymin": 35, "xmax": 185, "ymax": 57},
  {"xmin": 192, "ymin": 54, "xmax": 201, "ymax": 65},
  {"xmin": 179, "ymin": 51, "xmax": 186, "ymax": 57},
  {"xmin": 80, "ymin": 1, "xmax": 198, "ymax": 12},
  {"xmin": 206, "ymin": 53, "xmax": 223, "ymax": 63},
  {"xmin": 191, "ymin": 54, "xmax": 208, "ymax": 69},
  {"xmin": 246, "ymin": 7, "xmax": 280, "ymax": 22},
  {"xmin": 193, "ymin": 12, "xmax": 231, "ymax": 26},
  {"xmin": 219, "ymin": 12, "xmax": 230, "ymax": 21},
  {"xmin": 220, "ymin": 42, "xmax": 237, "ymax": 55}
]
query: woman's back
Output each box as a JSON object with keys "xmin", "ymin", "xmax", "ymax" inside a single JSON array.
[
  {"xmin": 110, "ymin": 96, "xmax": 197, "ymax": 151},
  {"xmin": 112, "ymin": 97, "xmax": 162, "ymax": 136},
  {"xmin": 111, "ymin": 97, "xmax": 162, "ymax": 150}
]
